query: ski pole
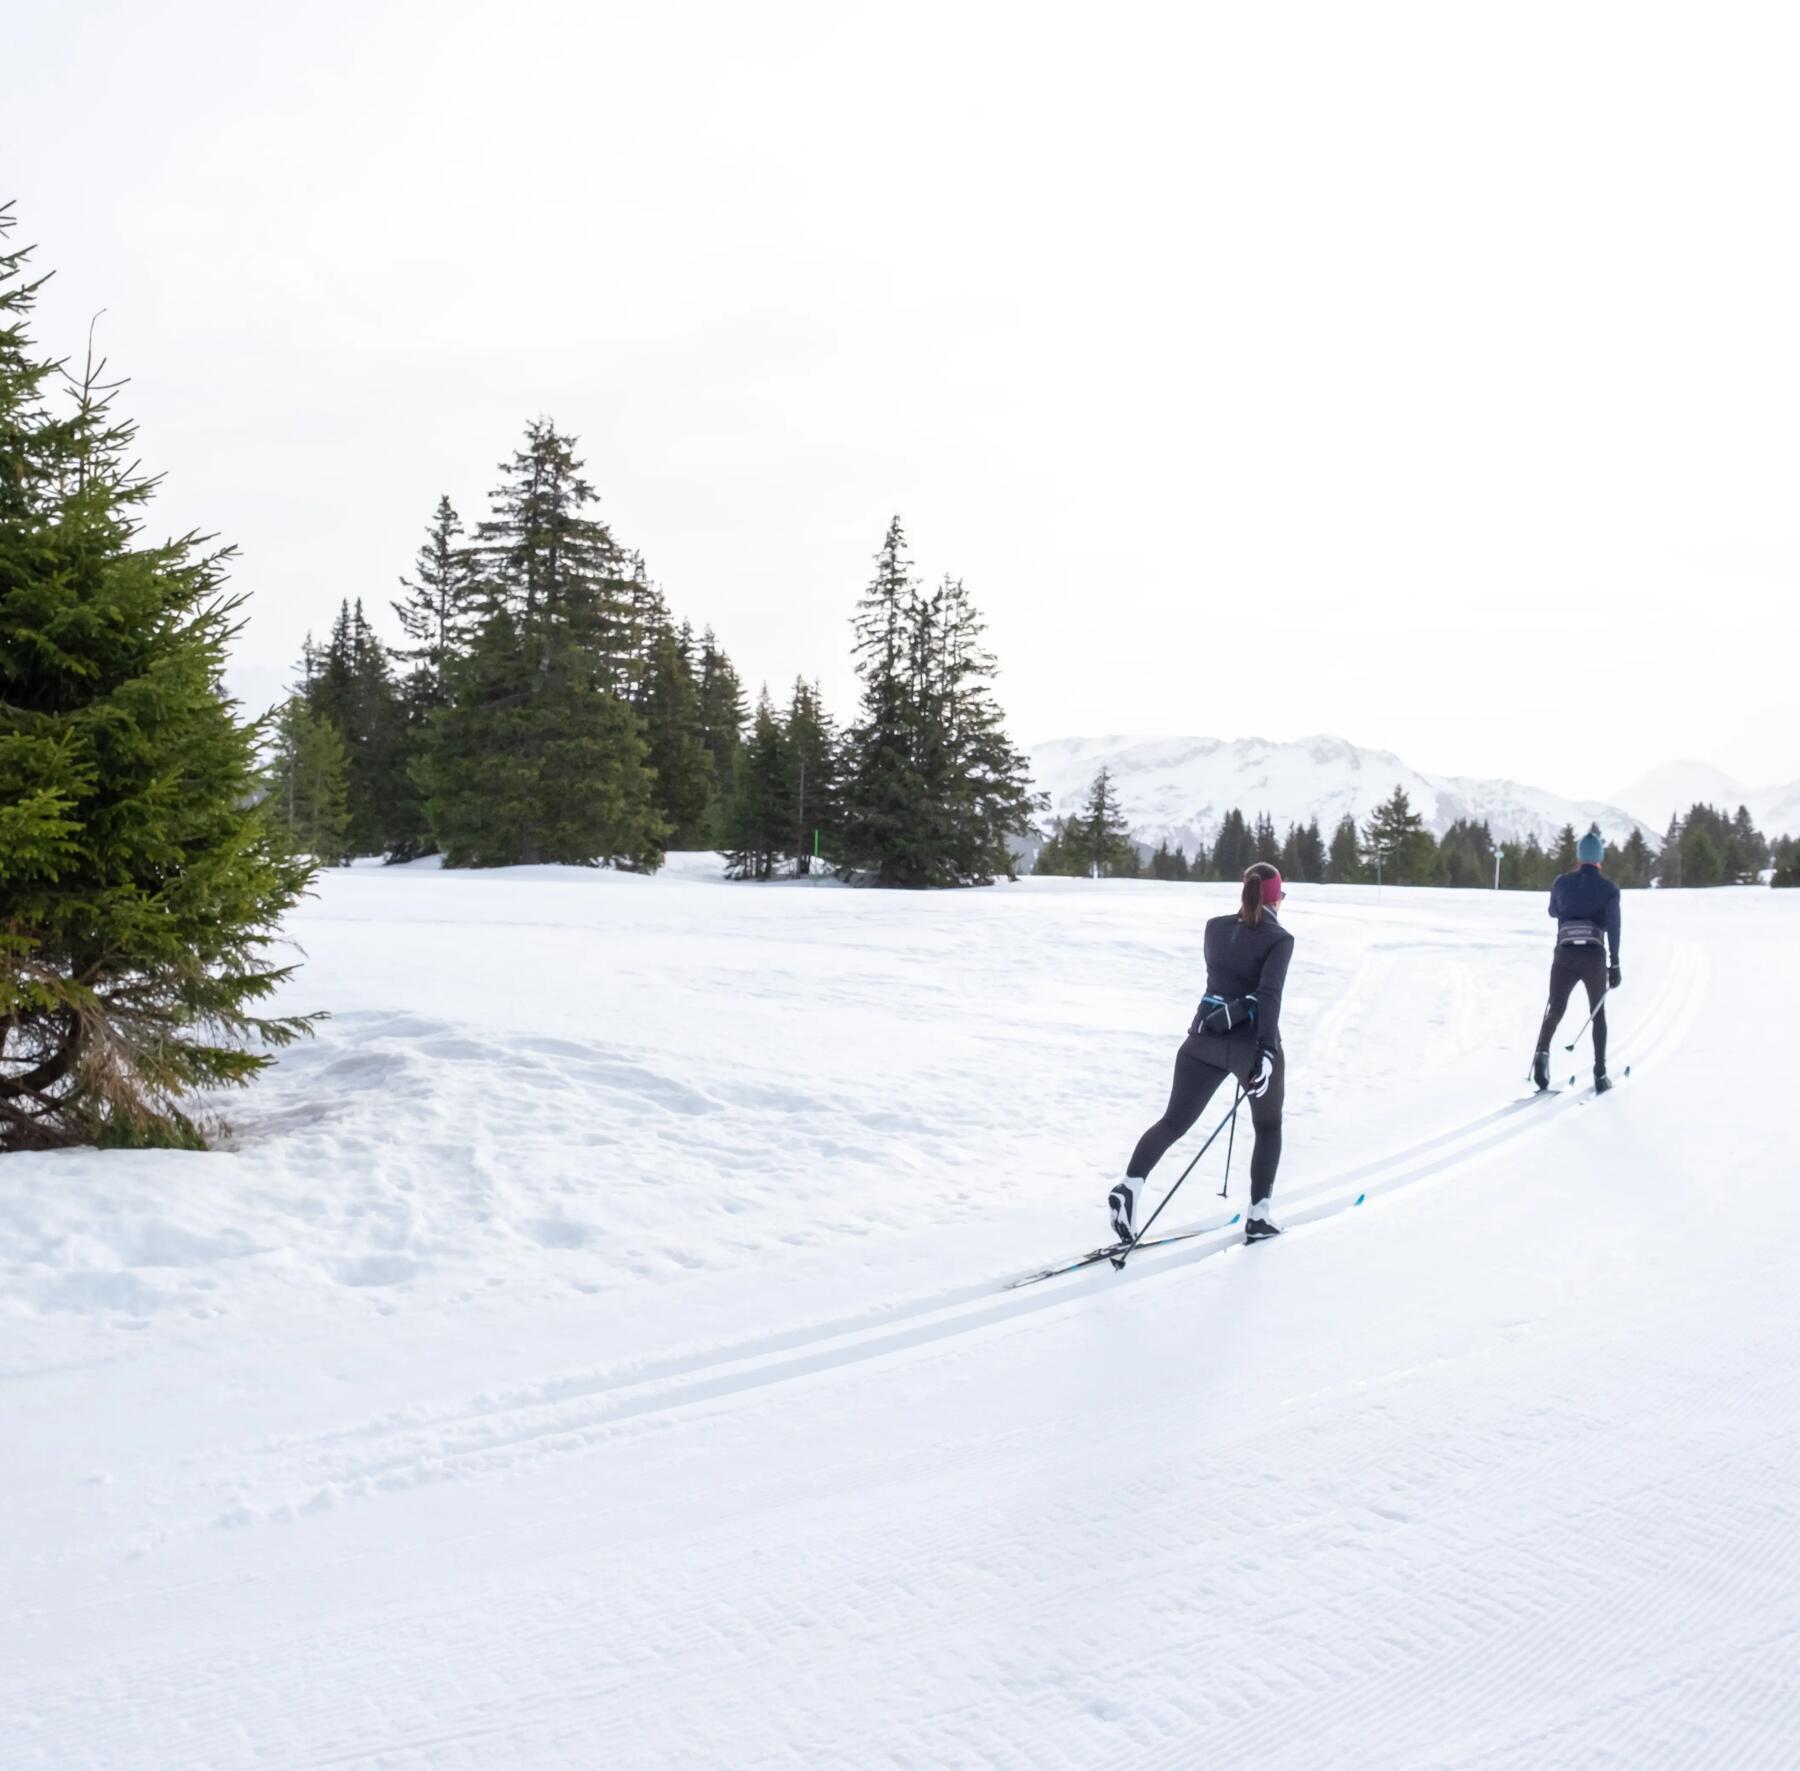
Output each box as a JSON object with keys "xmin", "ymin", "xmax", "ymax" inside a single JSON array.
[
  {"xmin": 1566, "ymin": 986, "xmax": 1609, "ymax": 1052},
  {"xmin": 1218, "ymin": 1078, "xmax": 1242, "ymax": 1197},
  {"xmin": 1118, "ymin": 1084, "xmax": 1246, "ymax": 1269}
]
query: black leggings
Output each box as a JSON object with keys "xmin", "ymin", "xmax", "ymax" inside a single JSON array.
[
  {"xmin": 1537, "ymin": 945, "xmax": 1607, "ymax": 1068},
  {"xmin": 1127, "ymin": 1034, "xmax": 1284, "ymax": 1206}
]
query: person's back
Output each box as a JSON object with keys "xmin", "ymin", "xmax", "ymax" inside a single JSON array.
[
  {"xmin": 1532, "ymin": 831, "xmax": 1622, "ymax": 1092},
  {"xmin": 1201, "ymin": 911, "xmax": 1294, "ymax": 1051}
]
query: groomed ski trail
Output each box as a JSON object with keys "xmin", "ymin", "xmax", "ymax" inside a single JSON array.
[{"xmin": 175, "ymin": 939, "xmax": 1707, "ymax": 1531}]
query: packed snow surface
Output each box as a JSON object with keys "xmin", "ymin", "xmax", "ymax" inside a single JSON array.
[
  {"xmin": 4, "ymin": 859, "xmax": 1797, "ymax": 1768},
  {"xmin": 1028, "ymin": 731, "xmax": 1657, "ymax": 854}
]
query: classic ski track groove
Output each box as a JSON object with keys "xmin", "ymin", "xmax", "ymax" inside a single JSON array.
[{"xmin": 187, "ymin": 938, "xmax": 1705, "ymax": 1526}]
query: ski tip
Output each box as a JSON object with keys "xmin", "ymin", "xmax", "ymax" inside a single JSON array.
[
  {"xmin": 1353, "ymin": 1192, "xmax": 1365, "ymax": 1206},
  {"xmin": 1229, "ymin": 1212, "xmax": 1242, "ymax": 1225},
  {"xmin": 1624, "ymin": 1064, "xmax": 1633, "ymax": 1076}
]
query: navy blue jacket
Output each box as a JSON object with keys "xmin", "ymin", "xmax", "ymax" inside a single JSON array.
[{"xmin": 1548, "ymin": 863, "xmax": 1621, "ymax": 961}]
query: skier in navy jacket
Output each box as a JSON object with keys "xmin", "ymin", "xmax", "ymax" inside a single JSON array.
[{"xmin": 1531, "ymin": 828, "xmax": 1621, "ymax": 1093}]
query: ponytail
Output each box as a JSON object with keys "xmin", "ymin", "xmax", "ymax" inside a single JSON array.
[
  {"xmin": 1239, "ymin": 860, "xmax": 1281, "ymax": 926},
  {"xmin": 1239, "ymin": 873, "xmax": 1264, "ymax": 927}
]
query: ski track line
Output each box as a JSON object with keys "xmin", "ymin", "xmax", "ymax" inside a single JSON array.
[{"xmin": 190, "ymin": 938, "xmax": 1707, "ymax": 1525}]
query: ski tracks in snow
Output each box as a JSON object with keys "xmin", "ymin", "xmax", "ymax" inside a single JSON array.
[{"xmin": 175, "ymin": 939, "xmax": 1709, "ymax": 1537}]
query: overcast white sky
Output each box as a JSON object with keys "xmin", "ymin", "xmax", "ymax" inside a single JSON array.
[{"xmin": 7, "ymin": 1, "xmax": 1798, "ymax": 800}]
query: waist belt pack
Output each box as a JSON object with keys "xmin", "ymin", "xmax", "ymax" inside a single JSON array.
[
  {"xmin": 1557, "ymin": 919, "xmax": 1604, "ymax": 947},
  {"xmin": 1191, "ymin": 993, "xmax": 1257, "ymax": 1037}
]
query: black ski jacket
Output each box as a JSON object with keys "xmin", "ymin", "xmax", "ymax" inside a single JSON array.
[
  {"xmin": 1547, "ymin": 863, "xmax": 1621, "ymax": 961},
  {"xmin": 1197, "ymin": 910, "xmax": 1295, "ymax": 1052}
]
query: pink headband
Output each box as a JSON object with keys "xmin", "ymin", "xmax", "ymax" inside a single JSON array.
[{"xmin": 1260, "ymin": 870, "xmax": 1284, "ymax": 905}]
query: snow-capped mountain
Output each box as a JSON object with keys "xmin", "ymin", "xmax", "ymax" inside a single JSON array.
[
  {"xmin": 1029, "ymin": 734, "xmax": 1657, "ymax": 853},
  {"xmin": 1612, "ymin": 761, "xmax": 1800, "ymax": 836}
]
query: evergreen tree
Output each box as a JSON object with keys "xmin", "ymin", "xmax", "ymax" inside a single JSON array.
[
  {"xmin": 0, "ymin": 208, "xmax": 311, "ymax": 1149},
  {"xmin": 1658, "ymin": 814, "xmax": 1683, "ymax": 887},
  {"xmin": 388, "ymin": 496, "xmax": 477, "ymax": 860},
  {"xmin": 1436, "ymin": 818, "xmax": 1497, "ymax": 888},
  {"xmin": 1613, "ymin": 827, "xmax": 1654, "ymax": 889},
  {"xmin": 836, "ymin": 522, "xmax": 1034, "ymax": 886},
  {"xmin": 1363, "ymin": 787, "xmax": 1436, "ymax": 885},
  {"xmin": 1297, "ymin": 818, "xmax": 1327, "ymax": 884},
  {"xmin": 1682, "ymin": 823, "xmax": 1723, "ymax": 886},
  {"xmin": 1071, "ymin": 768, "xmax": 1136, "ymax": 878},
  {"xmin": 1278, "ymin": 824, "xmax": 1303, "ymax": 882},
  {"xmin": 1031, "ymin": 818, "xmax": 1078, "ymax": 877},
  {"xmin": 783, "ymin": 677, "xmax": 839, "ymax": 872},
  {"xmin": 302, "ymin": 599, "xmax": 411, "ymax": 858},
  {"xmin": 267, "ymin": 698, "xmax": 350, "ymax": 865},
  {"xmin": 1325, "ymin": 813, "xmax": 1362, "ymax": 884},
  {"xmin": 392, "ymin": 494, "xmax": 476, "ymax": 703},
  {"xmin": 1252, "ymin": 811, "xmax": 1278, "ymax": 862},
  {"xmin": 1552, "ymin": 823, "xmax": 1579, "ymax": 875},
  {"xmin": 696, "ymin": 627, "xmax": 748, "ymax": 835},
  {"xmin": 418, "ymin": 420, "xmax": 663, "ymax": 868},
  {"xmin": 1770, "ymin": 835, "xmax": 1800, "ymax": 888},
  {"xmin": 1212, "ymin": 808, "xmax": 1253, "ymax": 880},
  {"xmin": 639, "ymin": 625, "xmax": 714, "ymax": 848},
  {"xmin": 721, "ymin": 692, "xmax": 791, "ymax": 880},
  {"xmin": 1148, "ymin": 840, "xmax": 1190, "ymax": 882}
]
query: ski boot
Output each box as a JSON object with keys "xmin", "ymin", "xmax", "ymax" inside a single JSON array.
[
  {"xmin": 1107, "ymin": 1179, "xmax": 1138, "ymax": 1244},
  {"xmin": 1245, "ymin": 1200, "xmax": 1283, "ymax": 1244},
  {"xmin": 1593, "ymin": 1066, "xmax": 1612, "ymax": 1094},
  {"xmin": 1530, "ymin": 1049, "xmax": 1551, "ymax": 1092}
]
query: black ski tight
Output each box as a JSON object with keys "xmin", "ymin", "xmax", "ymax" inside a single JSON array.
[
  {"xmin": 1537, "ymin": 945, "xmax": 1607, "ymax": 1068},
  {"xmin": 1127, "ymin": 1035, "xmax": 1284, "ymax": 1206}
]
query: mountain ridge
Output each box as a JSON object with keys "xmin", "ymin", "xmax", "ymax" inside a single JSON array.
[{"xmin": 1028, "ymin": 733, "xmax": 1659, "ymax": 855}]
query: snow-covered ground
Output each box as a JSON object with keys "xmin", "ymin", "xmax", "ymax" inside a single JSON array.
[{"xmin": 4, "ymin": 860, "xmax": 1796, "ymax": 1768}]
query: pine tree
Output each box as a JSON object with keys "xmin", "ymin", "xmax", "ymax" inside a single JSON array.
[
  {"xmin": 836, "ymin": 523, "xmax": 1034, "ymax": 886},
  {"xmin": 1682, "ymin": 824, "xmax": 1723, "ymax": 886},
  {"xmin": 1278, "ymin": 823, "xmax": 1303, "ymax": 882},
  {"xmin": 1252, "ymin": 812, "xmax": 1278, "ymax": 862},
  {"xmin": 388, "ymin": 496, "xmax": 476, "ymax": 861},
  {"xmin": 722, "ymin": 691, "xmax": 791, "ymax": 880},
  {"xmin": 639, "ymin": 625, "xmax": 714, "ymax": 848},
  {"xmin": 1325, "ymin": 813, "xmax": 1362, "ymax": 884},
  {"xmin": 392, "ymin": 495, "xmax": 476, "ymax": 703},
  {"xmin": 418, "ymin": 420, "xmax": 663, "ymax": 868},
  {"xmin": 1297, "ymin": 818, "xmax": 1327, "ymax": 884},
  {"xmin": 1552, "ymin": 823, "xmax": 1579, "ymax": 875},
  {"xmin": 1659, "ymin": 814, "xmax": 1683, "ymax": 887},
  {"xmin": 783, "ymin": 677, "xmax": 839, "ymax": 873},
  {"xmin": 0, "ymin": 208, "xmax": 312, "ymax": 1149},
  {"xmin": 1770, "ymin": 835, "xmax": 1800, "ymax": 888},
  {"xmin": 1071, "ymin": 769, "xmax": 1136, "ymax": 878},
  {"xmin": 696, "ymin": 628, "xmax": 748, "ymax": 835},
  {"xmin": 1614, "ymin": 827, "xmax": 1654, "ymax": 889},
  {"xmin": 1212, "ymin": 808, "xmax": 1253, "ymax": 880},
  {"xmin": 1363, "ymin": 787, "xmax": 1437, "ymax": 885},
  {"xmin": 267, "ymin": 698, "xmax": 350, "ymax": 865}
]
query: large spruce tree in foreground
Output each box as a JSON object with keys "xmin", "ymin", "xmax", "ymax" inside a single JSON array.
[{"xmin": 0, "ymin": 208, "xmax": 311, "ymax": 1149}]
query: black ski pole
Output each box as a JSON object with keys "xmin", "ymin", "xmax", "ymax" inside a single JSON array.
[
  {"xmin": 1117, "ymin": 1084, "xmax": 1247, "ymax": 1270},
  {"xmin": 1566, "ymin": 986, "xmax": 1609, "ymax": 1052},
  {"xmin": 1218, "ymin": 1078, "xmax": 1243, "ymax": 1197}
]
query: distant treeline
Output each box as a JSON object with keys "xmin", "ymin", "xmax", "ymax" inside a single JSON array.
[
  {"xmin": 1036, "ymin": 773, "xmax": 1795, "ymax": 890},
  {"xmin": 267, "ymin": 424, "xmax": 1034, "ymax": 887}
]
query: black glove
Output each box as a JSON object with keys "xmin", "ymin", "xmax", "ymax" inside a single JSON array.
[
  {"xmin": 1607, "ymin": 963, "xmax": 1622, "ymax": 990},
  {"xmin": 1247, "ymin": 1047, "xmax": 1277, "ymax": 1100}
]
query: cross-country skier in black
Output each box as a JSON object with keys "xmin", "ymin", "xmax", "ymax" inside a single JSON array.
[
  {"xmin": 1531, "ymin": 828, "xmax": 1621, "ymax": 1094},
  {"xmin": 1110, "ymin": 861, "xmax": 1294, "ymax": 1245}
]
